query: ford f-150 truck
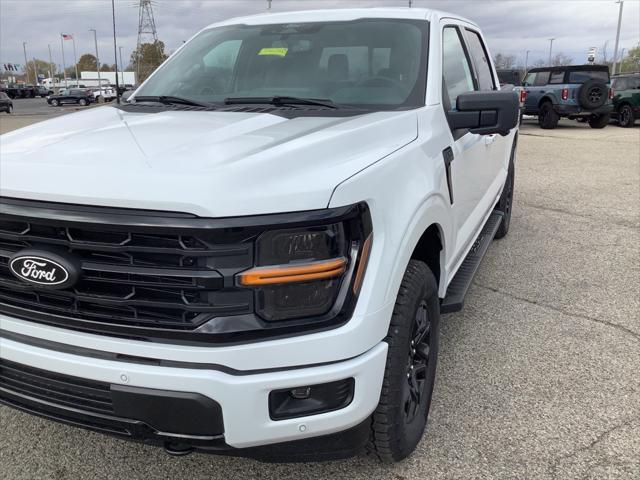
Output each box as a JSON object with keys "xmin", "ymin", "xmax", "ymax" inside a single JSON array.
[{"xmin": 0, "ymin": 8, "xmax": 518, "ymax": 463}]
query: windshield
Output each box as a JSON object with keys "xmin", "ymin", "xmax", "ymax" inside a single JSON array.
[{"xmin": 135, "ymin": 19, "xmax": 428, "ymax": 110}]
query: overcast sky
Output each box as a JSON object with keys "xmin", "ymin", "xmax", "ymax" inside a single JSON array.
[{"xmin": 1, "ymin": 0, "xmax": 638, "ymax": 72}]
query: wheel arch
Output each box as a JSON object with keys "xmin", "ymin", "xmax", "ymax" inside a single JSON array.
[
  {"xmin": 410, "ymin": 224, "xmax": 445, "ymax": 290},
  {"xmin": 538, "ymin": 95, "xmax": 555, "ymax": 108},
  {"xmin": 616, "ymin": 100, "xmax": 633, "ymax": 112}
]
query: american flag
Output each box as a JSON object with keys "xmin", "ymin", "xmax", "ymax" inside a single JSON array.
[{"xmin": 62, "ymin": 34, "xmax": 73, "ymax": 40}]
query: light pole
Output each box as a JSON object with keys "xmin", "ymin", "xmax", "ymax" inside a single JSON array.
[
  {"xmin": 612, "ymin": 0, "xmax": 624, "ymax": 75},
  {"xmin": 32, "ymin": 57, "xmax": 38, "ymax": 83},
  {"xmin": 71, "ymin": 34, "xmax": 79, "ymax": 85},
  {"xmin": 618, "ymin": 47, "xmax": 627, "ymax": 73},
  {"xmin": 48, "ymin": 44, "xmax": 54, "ymax": 86},
  {"xmin": 90, "ymin": 29, "xmax": 102, "ymax": 96},
  {"xmin": 60, "ymin": 34, "xmax": 68, "ymax": 88},
  {"xmin": 22, "ymin": 42, "xmax": 30, "ymax": 84},
  {"xmin": 89, "ymin": 28, "xmax": 102, "ymax": 95},
  {"xmin": 548, "ymin": 38, "xmax": 555, "ymax": 66},
  {"xmin": 111, "ymin": 0, "xmax": 120, "ymax": 103},
  {"xmin": 524, "ymin": 50, "xmax": 531, "ymax": 73},
  {"xmin": 119, "ymin": 46, "xmax": 124, "ymax": 81}
]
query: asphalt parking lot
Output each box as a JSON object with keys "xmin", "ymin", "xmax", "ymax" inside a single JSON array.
[{"xmin": 0, "ymin": 101, "xmax": 639, "ymax": 480}]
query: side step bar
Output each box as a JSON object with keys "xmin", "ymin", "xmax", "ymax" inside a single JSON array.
[{"xmin": 440, "ymin": 211, "xmax": 503, "ymax": 314}]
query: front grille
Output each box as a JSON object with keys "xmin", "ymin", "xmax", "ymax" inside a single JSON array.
[
  {"xmin": 0, "ymin": 198, "xmax": 364, "ymax": 343},
  {"xmin": 0, "ymin": 199, "xmax": 256, "ymax": 339},
  {"xmin": 0, "ymin": 358, "xmax": 113, "ymax": 414}
]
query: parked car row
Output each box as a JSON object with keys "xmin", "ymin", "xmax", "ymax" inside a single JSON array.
[
  {"xmin": 611, "ymin": 73, "xmax": 640, "ymax": 128},
  {"xmin": 496, "ymin": 65, "xmax": 637, "ymax": 129}
]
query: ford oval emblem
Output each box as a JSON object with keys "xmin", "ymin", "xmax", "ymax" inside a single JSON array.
[{"xmin": 9, "ymin": 250, "xmax": 80, "ymax": 289}]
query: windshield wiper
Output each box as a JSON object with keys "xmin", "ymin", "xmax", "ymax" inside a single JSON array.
[
  {"xmin": 133, "ymin": 95, "xmax": 213, "ymax": 108},
  {"xmin": 224, "ymin": 96, "xmax": 338, "ymax": 109}
]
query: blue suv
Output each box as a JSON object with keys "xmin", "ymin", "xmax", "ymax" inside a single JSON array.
[{"xmin": 523, "ymin": 65, "xmax": 613, "ymax": 129}]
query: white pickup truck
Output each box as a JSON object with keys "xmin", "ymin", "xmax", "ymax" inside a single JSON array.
[{"xmin": 0, "ymin": 8, "xmax": 518, "ymax": 463}]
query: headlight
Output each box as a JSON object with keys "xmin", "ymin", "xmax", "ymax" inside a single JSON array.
[{"xmin": 237, "ymin": 204, "xmax": 372, "ymax": 322}]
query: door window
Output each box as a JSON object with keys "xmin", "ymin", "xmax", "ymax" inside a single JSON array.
[
  {"xmin": 442, "ymin": 27, "xmax": 475, "ymax": 107},
  {"xmin": 523, "ymin": 72, "xmax": 536, "ymax": 86},
  {"xmin": 464, "ymin": 30, "xmax": 495, "ymax": 90},
  {"xmin": 533, "ymin": 71, "xmax": 550, "ymax": 86}
]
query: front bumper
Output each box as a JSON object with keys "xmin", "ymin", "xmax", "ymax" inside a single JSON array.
[{"xmin": 0, "ymin": 333, "xmax": 387, "ymax": 451}]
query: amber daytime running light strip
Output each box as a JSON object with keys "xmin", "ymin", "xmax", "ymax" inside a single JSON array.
[{"xmin": 237, "ymin": 258, "xmax": 348, "ymax": 286}]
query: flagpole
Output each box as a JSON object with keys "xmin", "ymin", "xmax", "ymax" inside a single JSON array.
[
  {"xmin": 60, "ymin": 34, "xmax": 68, "ymax": 88},
  {"xmin": 72, "ymin": 34, "xmax": 79, "ymax": 85}
]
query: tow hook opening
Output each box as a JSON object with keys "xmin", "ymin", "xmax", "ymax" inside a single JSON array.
[{"xmin": 164, "ymin": 441, "xmax": 194, "ymax": 456}]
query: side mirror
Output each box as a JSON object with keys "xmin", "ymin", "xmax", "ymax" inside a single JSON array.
[
  {"xmin": 448, "ymin": 90, "xmax": 519, "ymax": 136},
  {"xmin": 121, "ymin": 90, "xmax": 134, "ymax": 102}
]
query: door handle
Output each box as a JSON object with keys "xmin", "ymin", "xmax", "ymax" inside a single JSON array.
[{"xmin": 484, "ymin": 135, "xmax": 496, "ymax": 146}]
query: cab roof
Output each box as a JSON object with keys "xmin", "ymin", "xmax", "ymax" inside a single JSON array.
[{"xmin": 206, "ymin": 8, "xmax": 477, "ymax": 29}]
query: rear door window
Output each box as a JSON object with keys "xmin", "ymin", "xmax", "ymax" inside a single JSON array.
[
  {"xmin": 549, "ymin": 71, "xmax": 565, "ymax": 84},
  {"xmin": 568, "ymin": 70, "xmax": 609, "ymax": 83},
  {"xmin": 612, "ymin": 78, "xmax": 627, "ymax": 90}
]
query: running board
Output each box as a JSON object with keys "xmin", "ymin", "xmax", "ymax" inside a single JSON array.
[{"xmin": 441, "ymin": 211, "xmax": 503, "ymax": 314}]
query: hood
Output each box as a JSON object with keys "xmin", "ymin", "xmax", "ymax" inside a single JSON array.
[{"xmin": 0, "ymin": 106, "xmax": 417, "ymax": 217}]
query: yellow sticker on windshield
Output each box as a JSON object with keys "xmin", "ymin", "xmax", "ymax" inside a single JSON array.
[{"xmin": 259, "ymin": 47, "xmax": 288, "ymax": 57}]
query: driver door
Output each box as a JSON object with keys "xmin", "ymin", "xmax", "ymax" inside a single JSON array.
[{"xmin": 441, "ymin": 25, "xmax": 495, "ymax": 256}]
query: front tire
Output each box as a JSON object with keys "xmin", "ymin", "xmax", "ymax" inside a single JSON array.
[
  {"xmin": 538, "ymin": 102, "xmax": 559, "ymax": 129},
  {"xmin": 618, "ymin": 104, "xmax": 635, "ymax": 128},
  {"xmin": 368, "ymin": 260, "xmax": 440, "ymax": 463},
  {"xmin": 494, "ymin": 141, "xmax": 516, "ymax": 239},
  {"xmin": 7, "ymin": 105, "xmax": 13, "ymax": 114},
  {"xmin": 588, "ymin": 113, "xmax": 610, "ymax": 129},
  {"xmin": 78, "ymin": 98, "xmax": 88, "ymax": 106},
  {"xmin": 50, "ymin": 99, "xmax": 59, "ymax": 107}
]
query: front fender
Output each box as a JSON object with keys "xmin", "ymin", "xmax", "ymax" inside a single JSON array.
[{"xmin": 329, "ymin": 137, "xmax": 454, "ymax": 319}]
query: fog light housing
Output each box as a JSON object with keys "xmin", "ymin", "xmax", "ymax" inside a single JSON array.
[{"xmin": 269, "ymin": 378, "xmax": 355, "ymax": 420}]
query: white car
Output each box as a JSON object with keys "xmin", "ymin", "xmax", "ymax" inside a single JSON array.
[
  {"xmin": 0, "ymin": 8, "xmax": 518, "ymax": 462},
  {"xmin": 92, "ymin": 87, "xmax": 115, "ymax": 102}
]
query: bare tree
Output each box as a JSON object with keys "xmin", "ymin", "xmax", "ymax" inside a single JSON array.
[
  {"xmin": 599, "ymin": 41, "xmax": 610, "ymax": 64},
  {"xmin": 493, "ymin": 53, "xmax": 517, "ymax": 69},
  {"xmin": 532, "ymin": 59, "xmax": 546, "ymax": 68},
  {"xmin": 551, "ymin": 53, "xmax": 573, "ymax": 66}
]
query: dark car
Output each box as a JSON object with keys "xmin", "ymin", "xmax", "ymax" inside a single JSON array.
[
  {"xmin": 47, "ymin": 88, "xmax": 94, "ymax": 107},
  {"xmin": 497, "ymin": 69, "xmax": 524, "ymax": 86},
  {"xmin": 611, "ymin": 73, "xmax": 640, "ymax": 128},
  {"xmin": 0, "ymin": 92, "xmax": 13, "ymax": 113},
  {"xmin": 523, "ymin": 64, "xmax": 613, "ymax": 129}
]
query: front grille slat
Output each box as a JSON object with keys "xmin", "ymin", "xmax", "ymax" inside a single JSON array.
[{"xmin": 0, "ymin": 208, "xmax": 254, "ymax": 333}]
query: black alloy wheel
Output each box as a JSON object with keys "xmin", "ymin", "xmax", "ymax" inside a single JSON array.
[
  {"xmin": 403, "ymin": 300, "xmax": 432, "ymax": 424},
  {"xmin": 618, "ymin": 104, "xmax": 635, "ymax": 128}
]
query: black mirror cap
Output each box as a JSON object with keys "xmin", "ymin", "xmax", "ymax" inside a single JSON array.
[{"xmin": 449, "ymin": 90, "xmax": 519, "ymax": 136}]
